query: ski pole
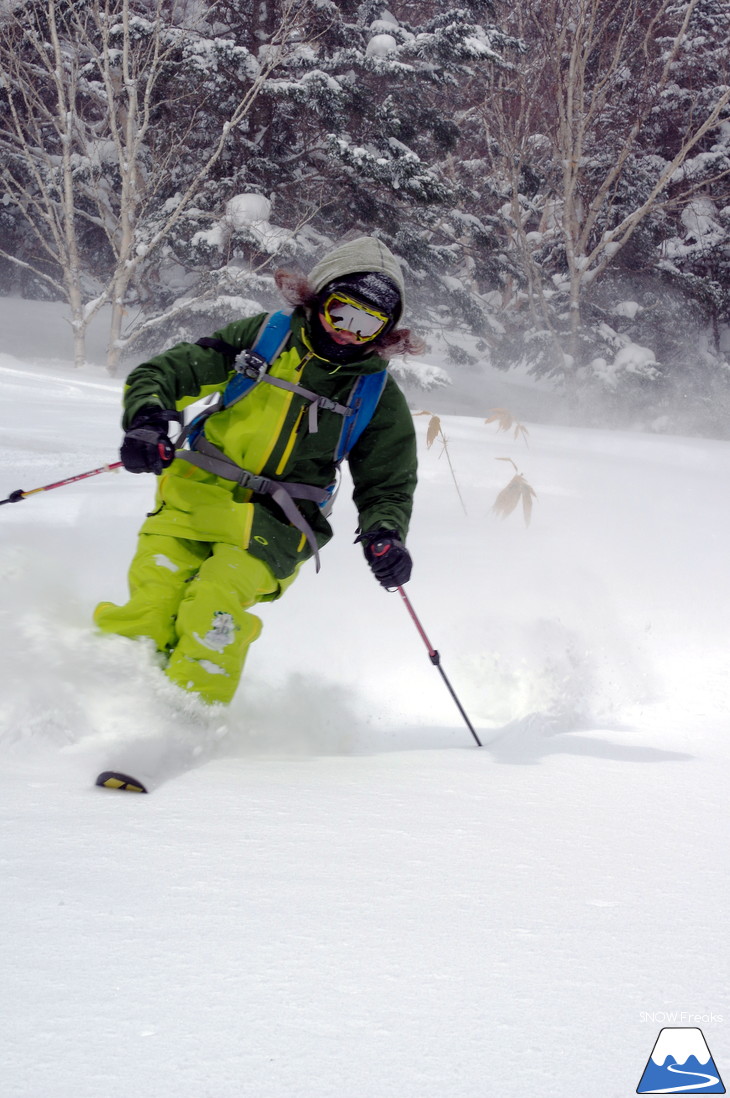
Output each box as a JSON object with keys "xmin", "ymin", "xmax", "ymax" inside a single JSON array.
[
  {"xmin": 1, "ymin": 460, "xmax": 124, "ymax": 506},
  {"xmin": 396, "ymin": 585, "xmax": 482, "ymax": 747}
]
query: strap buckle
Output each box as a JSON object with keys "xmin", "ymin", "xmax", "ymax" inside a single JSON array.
[
  {"xmin": 318, "ymin": 395, "xmax": 353, "ymax": 416},
  {"xmin": 237, "ymin": 470, "xmax": 272, "ymax": 493}
]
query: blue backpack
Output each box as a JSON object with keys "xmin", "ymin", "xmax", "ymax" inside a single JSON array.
[
  {"xmin": 176, "ymin": 311, "xmax": 389, "ymax": 571},
  {"xmin": 185, "ymin": 310, "xmax": 388, "ymax": 463}
]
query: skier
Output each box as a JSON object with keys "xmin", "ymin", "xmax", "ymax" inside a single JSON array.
[{"xmin": 95, "ymin": 236, "xmax": 423, "ymax": 705}]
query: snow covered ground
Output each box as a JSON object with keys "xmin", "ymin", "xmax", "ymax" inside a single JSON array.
[{"xmin": 1, "ymin": 312, "xmax": 729, "ymax": 1097}]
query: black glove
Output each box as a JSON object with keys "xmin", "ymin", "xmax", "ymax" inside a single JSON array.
[
  {"xmin": 120, "ymin": 408, "xmax": 180, "ymax": 474},
  {"xmin": 359, "ymin": 528, "xmax": 413, "ymax": 588}
]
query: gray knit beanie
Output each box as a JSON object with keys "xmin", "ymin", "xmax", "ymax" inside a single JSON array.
[{"xmin": 309, "ymin": 236, "xmax": 405, "ymax": 322}]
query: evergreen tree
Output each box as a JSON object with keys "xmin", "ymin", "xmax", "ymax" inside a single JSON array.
[
  {"xmin": 476, "ymin": 0, "xmax": 730, "ymax": 428},
  {"xmin": 0, "ymin": 0, "xmax": 312, "ymax": 366},
  {"xmin": 154, "ymin": 1, "xmax": 522, "ymax": 363}
]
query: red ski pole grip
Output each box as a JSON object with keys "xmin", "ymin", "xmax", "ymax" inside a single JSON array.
[
  {"xmin": 158, "ymin": 439, "xmax": 174, "ymax": 464},
  {"xmin": 371, "ymin": 540, "xmax": 391, "ymax": 557}
]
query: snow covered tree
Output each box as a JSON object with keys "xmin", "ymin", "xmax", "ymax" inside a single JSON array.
[
  {"xmin": 159, "ymin": 1, "xmax": 523, "ymax": 363},
  {"xmin": 0, "ymin": 0, "xmax": 101, "ymax": 365},
  {"xmin": 647, "ymin": 0, "xmax": 730, "ymax": 414},
  {"xmin": 0, "ymin": 0, "xmax": 315, "ymax": 368},
  {"xmin": 479, "ymin": 0, "xmax": 730, "ymax": 418}
]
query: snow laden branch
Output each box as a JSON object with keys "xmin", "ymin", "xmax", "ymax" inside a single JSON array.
[
  {"xmin": 121, "ymin": 191, "xmax": 325, "ymax": 349},
  {"xmin": 95, "ymin": 0, "xmax": 315, "ymax": 370},
  {"xmin": 484, "ymin": 0, "xmax": 730, "ymax": 379},
  {"xmin": 0, "ymin": 0, "xmax": 90, "ymax": 365},
  {"xmin": 0, "ymin": 0, "xmax": 317, "ymax": 369},
  {"xmin": 560, "ymin": 0, "xmax": 730, "ymax": 286}
]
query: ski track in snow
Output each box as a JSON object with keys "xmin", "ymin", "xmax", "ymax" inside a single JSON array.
[
  {"xmin": 661, "ymin": 1064, "xmax": 720, "ymax": 1091},
  {"xmin": 1, "ymin": 348, "xmax": 729, "ymax": 1098}
]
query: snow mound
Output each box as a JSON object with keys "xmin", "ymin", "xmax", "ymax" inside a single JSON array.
[
  {"xmin": 225, "ymin": 193, "xmax": 272, "ymax": 227},
  {"xmin": 193, "ymin": 193, "xmax": 292, "ymax": 255},
  {"xmin": 367, "ymin": 33, "xmax": 398, "ymax": 57}
]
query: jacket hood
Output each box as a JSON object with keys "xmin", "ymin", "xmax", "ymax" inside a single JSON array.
[{"xmin": 308, "ymin": 237, "xmax": 405, "ymax": 323}]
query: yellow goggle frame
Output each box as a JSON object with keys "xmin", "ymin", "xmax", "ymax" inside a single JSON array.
[{"xmin": 321, "ymin": 292, "xmax": 389, "ymax": 342}]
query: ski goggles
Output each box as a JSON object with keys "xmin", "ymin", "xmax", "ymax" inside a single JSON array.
[{"xmin": 321, "ymin": 292, "xmax": 390, "ymax": 342}]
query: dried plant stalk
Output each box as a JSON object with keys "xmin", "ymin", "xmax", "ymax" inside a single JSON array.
[
  {"xmin": 492, "ymin": 464, "xmax": 537, "ymax": 526},
  {"xmin": 414, "ymin": 411, "xmax": 468, "ymax": 516},
  {"xmin": 485, "ymin": 408, "xmax": 529, "ymax": 445},
  {"xmin": 426, "ymin": 414, "xmax": 442, "ymax": 449}
]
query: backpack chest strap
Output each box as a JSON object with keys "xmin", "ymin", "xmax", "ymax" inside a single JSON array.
[{"xmin": 256, "ymin": 374, "xmax": 353, "ymax": 433}]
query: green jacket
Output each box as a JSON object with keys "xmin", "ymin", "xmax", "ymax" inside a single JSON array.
[{"xmin": 123, "ymin": 308, "xmax": 417, "ymax": 580}]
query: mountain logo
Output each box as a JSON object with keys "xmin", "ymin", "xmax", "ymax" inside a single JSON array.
[{"xmin": 637, "ymin": 1028, "xmax": 725, "ymax": 1093}]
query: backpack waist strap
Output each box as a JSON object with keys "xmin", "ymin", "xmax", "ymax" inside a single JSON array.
[{"xmin": 175, "ymin": 437, "xmax": 330, "ymax": 572}]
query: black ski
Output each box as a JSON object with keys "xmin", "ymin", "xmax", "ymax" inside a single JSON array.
[{"xmin": 95, "ymin": 770, "xmax": 149, "ymax": 793}]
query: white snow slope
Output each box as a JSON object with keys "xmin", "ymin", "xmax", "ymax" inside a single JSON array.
[{"xmin": 1, "ymin": 340, "xmax": 729, "ymax": 1098}]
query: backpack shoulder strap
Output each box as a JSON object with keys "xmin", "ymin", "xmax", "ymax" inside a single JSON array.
[
  {"xmin": 194, "ymin": 310, "xmax": 292, "ymax": 369},
  {"xmin": 251, "ymin": 309, "xmax": 292, "ymax": 363},
  {"xmin": 179, "ymin": 312, "xmax": 292, "ymax": 449},
  {"xmin": 222, "ymin": 310, "xmax": 293, "ymax": 410},
  {"xmin": 335, "ymin": 371, "xmax": 389, "ymax": 464}
]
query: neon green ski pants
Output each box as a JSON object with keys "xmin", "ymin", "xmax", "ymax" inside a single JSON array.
[{"xmin": 94, "ymin": 533, "xmax": 290, "ymax": 704}]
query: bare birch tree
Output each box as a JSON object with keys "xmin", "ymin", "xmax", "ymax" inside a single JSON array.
[
  {"xmin": 484, "ymin": 0, "xmax": 730, "ymax": 376},
  {"xmin": 0, "ymin": 0, "xmax": 313, "ymax": 368},
  {"xmin": 0, "ymin": 0, "xmax": 92, "ymax": 365}
]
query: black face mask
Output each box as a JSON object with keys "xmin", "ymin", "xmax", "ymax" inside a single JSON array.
[{"xmin": 306, "ymin": 310, "xmax": 380, "ymax": 365}]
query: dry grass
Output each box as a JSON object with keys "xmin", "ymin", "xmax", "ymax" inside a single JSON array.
[
  {"xmin": 414, "ymin": 407, "xmax": 537, "ymax": 526},
  {"xmin": 414, "ymin": 411, "xmax": 468, "ymax": 516},
  {"xmin": 484, "ymin": 408, "xmax": 530, "ymax": 445},
  {"xmin": 492, "ymin": 458, "xmax": 537, "ymax": 526}
]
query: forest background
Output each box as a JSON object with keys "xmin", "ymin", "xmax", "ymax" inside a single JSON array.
[{"xmin": 1, "ymin": 0, "xmax": 729, "ymax": 436}]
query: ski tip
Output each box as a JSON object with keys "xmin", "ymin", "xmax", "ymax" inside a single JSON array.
[{"xmin": 95, "ymin": 771, "xmax": 149, "ymax": 794}]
